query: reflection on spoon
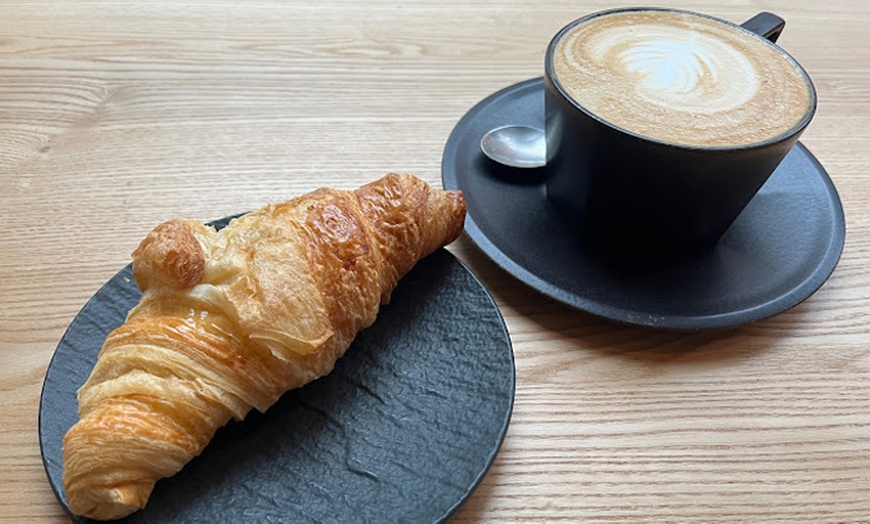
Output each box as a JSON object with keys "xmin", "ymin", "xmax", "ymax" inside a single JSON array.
[{"xmin": 480, "ymin": 125, "xmax": 546, "ymax": 169}]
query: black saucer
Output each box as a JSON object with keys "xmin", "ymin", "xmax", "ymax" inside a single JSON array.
[
  {"xmin": 442, "ymin": 78, "xmax": 845, "ymax": 330},
  {"xmin": 40, "ymin": 241, "xmax": 514, "ymax": 523}
]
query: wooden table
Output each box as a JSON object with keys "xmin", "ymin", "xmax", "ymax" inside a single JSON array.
[{"xmin": 2, "ymin": 1, "xmax": 868, "ymax": 522}]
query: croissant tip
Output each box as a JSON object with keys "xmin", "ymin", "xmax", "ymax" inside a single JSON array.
[
  {"xmin": 446, "ymin": 189, "xmax": 465, "ymax": 208},
  {"xmin": 131, "ymin": 220, "xmax": 206, "ymax": 290},
  {"xmin": 67, "ymin": 490, "xmax": 144, "ymax": 521}
]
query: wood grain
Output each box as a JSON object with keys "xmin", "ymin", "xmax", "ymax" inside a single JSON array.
[{"xmin": 2, "ymin": 0, "xmax": 869, "ymax": 522}]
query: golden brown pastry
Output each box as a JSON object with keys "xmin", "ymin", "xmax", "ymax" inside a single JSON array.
[{"xmin": 62, "ymin": 173, "xmax": 466, "ymax": 520}]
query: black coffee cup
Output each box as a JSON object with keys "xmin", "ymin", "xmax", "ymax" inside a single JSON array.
[{"xmin": 544, "ymin": 9, "xmax": 817, "ymax": 256}]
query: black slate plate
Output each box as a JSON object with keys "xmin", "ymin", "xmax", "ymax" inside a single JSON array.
[
  {"xmin": 40, "ymin": 229, "xmax": 514, "ymax": 523},
  {"xmin": 443, "ymin": 78, "xmax": 846, "ymax": 330}
]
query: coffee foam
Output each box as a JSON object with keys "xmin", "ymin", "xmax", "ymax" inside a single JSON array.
[{"xmin": 552, "ymin": 11, "xmax": 813, "ymax": 147}]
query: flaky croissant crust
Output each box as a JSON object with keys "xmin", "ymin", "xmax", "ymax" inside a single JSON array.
[{"xmin": 62, "ymin": 174, "xmax": 465, "ymax": 520}]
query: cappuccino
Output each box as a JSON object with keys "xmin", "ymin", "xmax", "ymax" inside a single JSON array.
[{"xmin": 551, "ymin": 10, "xmax": 814, "ymax": 147}]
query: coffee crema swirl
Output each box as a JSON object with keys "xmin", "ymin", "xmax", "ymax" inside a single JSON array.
[{"xmin": 552, "ymin": 10, "xmax": 813, "ymax": 147}]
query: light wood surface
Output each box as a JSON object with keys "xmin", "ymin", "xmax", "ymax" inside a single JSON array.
[{"xmin": 2, "ymin": 0, "xmax": 869, "ymax": 522}]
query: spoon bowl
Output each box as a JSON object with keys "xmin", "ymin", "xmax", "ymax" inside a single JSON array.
[{"xmin": 480, "ymin": 125, "xmax": 546, "ymax": 169}]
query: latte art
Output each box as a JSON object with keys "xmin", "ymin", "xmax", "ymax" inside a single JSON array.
[
  {"xmin": 610, "ymin": 27, "xmax": 757, "ymax": 113},
  {"xmin": 620, "ymin": 38, "xmax": 724, "ymax": 93},
  {"xmin": 551, "ymin": 10, "xmax": 813, "ymax": 147}
]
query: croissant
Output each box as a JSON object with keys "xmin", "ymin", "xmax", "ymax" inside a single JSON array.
[{"xmin": 62, "ymin": 173, "xmax": 466, "ymax": 520}]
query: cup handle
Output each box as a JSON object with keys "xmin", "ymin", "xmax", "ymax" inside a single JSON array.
[{"xmin": 741, "ymin": 12, "xmax": 785, "ymax": 43}]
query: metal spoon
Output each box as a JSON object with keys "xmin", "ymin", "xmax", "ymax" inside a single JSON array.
[{"xmin": 480, "ymin": 125, "xmax": 546, "ymax": 169}]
